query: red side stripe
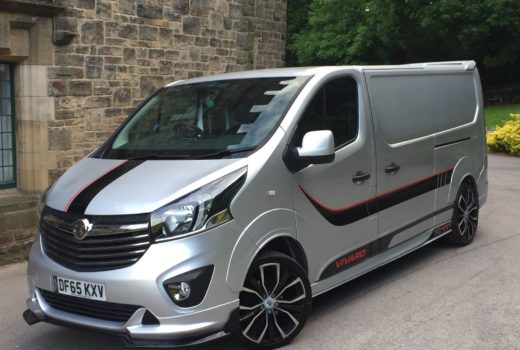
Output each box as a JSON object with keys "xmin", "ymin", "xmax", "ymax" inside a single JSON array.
[
  {"xmin": 299, "ymin": 167, "xmax": 453, "ymax": 213},
  {"xmin": 63, "ymin": 160, "xmax": 128, "ymax": 212}
]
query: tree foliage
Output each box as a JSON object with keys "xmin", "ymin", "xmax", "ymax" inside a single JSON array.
[{"xmin": 287, "ymin": 0, "xmax": 520, "ymax": 86}]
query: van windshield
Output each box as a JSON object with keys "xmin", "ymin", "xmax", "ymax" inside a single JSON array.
[{"xmin": 100, "ymin": 76, "xmax": 309, "ymax": 159}]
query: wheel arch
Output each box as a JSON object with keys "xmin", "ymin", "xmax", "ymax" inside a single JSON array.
[
  {"xmin": 258, "ymin": 236, "xmax": 308, "ymax": 275},
  {"xmin": 448, "ymin": 156, "xmax": 479, "ymax": 203},
  {"xmin": 226, "ymin": 208, "xmax": 304, "ymax": 292}
]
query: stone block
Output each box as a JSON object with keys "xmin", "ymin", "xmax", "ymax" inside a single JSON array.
[
  {"xmin": 18, "ymin": 209, "xmax": 37, "ymax": 229},
  {"xmin": 13, "ymin": 229, "xmax": 36, "ymax": 242},
  {"xmin": 191, "ymin": 0, "xmax": 214, "ymax": 11},
  {"xmin": 237, "ymin": 32, "xmax": 253, "ymax": 50},
  {"xmin": 149, "ymin": 49, "xmax": 164, "ymax": 59},
  {"xmin": 114, "ymin": 87, "xmax": 131, "ymax": 106},
  {"xmin": 49, "ymin": 80, "xmax": 67, "ymax": 97},
  {"xmin": 159, "ymin": 61, "xmax": 173, "ymax": 75},
  {"xmin": 104, "ymin": 64, "xmax": 117, "ymax": 79},
  {"xmin": 98, "ymin": 46, "xmax": 123, "ymax": 56},
  {"xmin": 48, "ymin": 67, "xmax": 84, "ymax": 79},
  {"xmin": 49, "ymin": 128, "xmax": 72, "ymax": 151},
  {"xmin": 120, "ymin": 0, "xmax": 136, "ymax": 15},
  {"xmin": 118, "ymin": 23, "xmax": 138, "ymax": 39},
  {"xmin": 140, "ymin": 75, "xmax": 163, "ymax": 97},
  {"xmin": 229, "ymin": 3, "xmax": 242, "ymax": 18},
  {"xmin": 209, "ymin": 11, "xmax": 224, "ymax": 29},
  {"xmin": 54, "ymin": 17, "xmax": 78, "ymax": 33},
  {"xmin": 123, "ymin": 48, "xmax": 136, "ymax": 64},
  {"xmin": 94, "ymin": 87, "xmax": 112, "ymax": 95},
  {"xmin": 68, "ymin": 80, "xmax": 92, "ymax": 96},
  {"xmin": 158, "ymin": 28, "xmax": 173, "ymax": 47},
  {"xmin": 0, "ymin": 231, "xmax": 14, "ymax": 246},
  {"xmin": 85, "ymin": 56, "xmax": 103, "ymax": 79},
  {"xmin": 0, "ymin": 243, "xmax": 22, "ymax": 266},
  {"xmin": 78, "ymin": 0, "xmax": 95, "ymax": 9},
  {"xmin": 55, "ymin": 53, "xmax": 84, "ymax": 67},
  {"xmin": 82, "ymin": 96, "xmax": 112, "ymax": 108},
  {"xmin": 171, "ymin": 0, "xmax": 189, "ymax": 15},
  {"xmin": 105, "ymin": 56, "xmax": 122, "ymax": 64},
  {"xmin": 139, "ymin": 25, "xmax": 158, "ymax": 41},
  {"xmin": 86, "ymin": 116, "xmax": 106, "ymax": 131},
  {"xmin": 137, "ymin": 3, "xmax": 163, "ymax": 19},
  {"xmin": 104, "ymin": 108, "xmax": 123, "ymax": 118},
  {"xmin": 96, "ymin": 2, "xmax": 113, "ymax": 19},
  {"xmin": 55, "ymin": 109, "xmax": 74, "ymax": 120},
  {"xmin": 183, "ymin": 17, "xmax": 201, "ymax": 35},
  {"xmin": 81, "ymin": 21, "xmax": 104, "ymax": 44}
]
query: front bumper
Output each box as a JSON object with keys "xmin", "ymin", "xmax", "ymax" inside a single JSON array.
[{"xmin": 25, "ymin": 220, "xmax": 243, "ymax": 345}]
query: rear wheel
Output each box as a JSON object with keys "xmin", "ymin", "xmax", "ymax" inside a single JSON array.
[
  {"xmin": 447, "ymin": 182, "xmax": 479, "ymax": 246},
  {"xmin": 235, "ymin": 251, "xmax": 312, "ymax": 349}
]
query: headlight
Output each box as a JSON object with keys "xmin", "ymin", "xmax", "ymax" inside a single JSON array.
[
  {"xmin": 37, "ymin": 187, "xmax": 50, "ymax": 220},
  {"xmin": 150, "ymin": 167, "xmax": 246, "ymax": 242}
]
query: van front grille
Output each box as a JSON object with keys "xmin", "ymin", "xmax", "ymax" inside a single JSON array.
[
  {"xmin": 40, "ymin": 207, "xmax": 151, "ymax": 271},
  {"xmin": 39, "ymin": 289, "xmax": 141, "ymax": 323}
]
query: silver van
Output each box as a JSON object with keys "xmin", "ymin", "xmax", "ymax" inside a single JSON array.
[{"xmin": 24, "ymin": 61, "xmax": 487, "ymax": 348}]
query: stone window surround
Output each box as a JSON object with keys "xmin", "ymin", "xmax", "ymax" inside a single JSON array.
[{"xmin": 0, "ymin": 12, "xmax": 57, "ymax": 195}]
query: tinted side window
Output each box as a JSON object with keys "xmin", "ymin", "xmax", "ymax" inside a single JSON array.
[{"xmin": 295, "ymin": 77, "xmax": 358, "ymax": 149}]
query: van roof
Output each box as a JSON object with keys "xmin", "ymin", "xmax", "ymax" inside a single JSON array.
[{"xmin": 166, "ymin": 60, "xmax": 476, "ymax": 87}]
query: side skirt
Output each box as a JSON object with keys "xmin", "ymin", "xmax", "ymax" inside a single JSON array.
[{"xmin": 311, "ymin": 219, "xmax": 453, "ymax": 298}]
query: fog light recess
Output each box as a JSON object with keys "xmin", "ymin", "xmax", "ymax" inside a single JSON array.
[{"xmin": 164, "ymin": 266, "xmax": 214, "ymax": 307}]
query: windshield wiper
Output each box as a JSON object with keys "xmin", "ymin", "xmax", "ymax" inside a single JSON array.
[
  {"xmin": 126, "ymin": 153, "xmax": 192, "ymax": 160},
  {"xmin": 195, "ymin": 146, "xmax": 257, "ymax": 159}
]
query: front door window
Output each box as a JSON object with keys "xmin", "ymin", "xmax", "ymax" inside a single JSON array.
[{"xmin": 0, "ymin": 63, "xmax": 15, "ymax": 188}]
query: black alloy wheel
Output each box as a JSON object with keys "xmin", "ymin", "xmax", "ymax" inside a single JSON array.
[
  {"xmin": 448, "ymin": 182, "xmax": 479, "ymax": 246},
  {"xmin": 236, "ymin": 251, "xmax": 312, "ymax": 349}
]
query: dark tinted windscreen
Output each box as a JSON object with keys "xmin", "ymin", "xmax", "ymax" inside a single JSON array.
[{"xmin": 101, "ymin": 76, "xmax": 309, "ymax": 159}]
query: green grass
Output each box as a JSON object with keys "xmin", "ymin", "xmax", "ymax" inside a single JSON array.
[{"xmin": 484, "ymin": 104, "xmax": 520, "ymax": 129}]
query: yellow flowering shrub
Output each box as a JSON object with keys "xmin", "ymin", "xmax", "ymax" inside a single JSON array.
[{"xmin": 487, "ymin": 113, "xmax": 520, "ymax": 156}]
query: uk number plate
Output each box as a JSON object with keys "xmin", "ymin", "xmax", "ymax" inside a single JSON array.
[{"xmin": 51, "ymin": 276, "xmax": 106, "ymax": 301}]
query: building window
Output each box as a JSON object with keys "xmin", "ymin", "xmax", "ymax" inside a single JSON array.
[{"xmin": 0, "ymin": 63, "xmax": 15, "ymax": 189}]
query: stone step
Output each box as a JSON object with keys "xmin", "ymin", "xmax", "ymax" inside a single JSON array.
[
  {"xmin": 0, "ymin": 194, "xmax": 38, "ymax": 266},
  {"xmin": 0, "ymin": 207, "xmax": 38, "ymax": 232},
  {"xmin": 0, "ymin": 195, "xmax": 38, "ymax": 214},
  {"xmin": 0, "ymin": 228, "xmax": 34, "ymax": 266}
]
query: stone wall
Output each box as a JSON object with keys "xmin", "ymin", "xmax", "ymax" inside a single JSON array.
[
  {"xmin": 48, "ymin": 0, "xmax": 287, "ymax": 183},
  {"xmin": 0, "ymin": 0, "xmax": 286, "ymax": 266}
]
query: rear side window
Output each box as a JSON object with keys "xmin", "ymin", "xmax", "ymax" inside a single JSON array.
[
  {"xmin": 366, "ymin": 73, "xmax": 477, "ymax": 144},
  {"xmin": 294, "ymin": 77, "xmax": 358, "ymax": 149}
]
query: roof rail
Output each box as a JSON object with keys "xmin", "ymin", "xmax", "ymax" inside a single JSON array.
[{"xmin": 421, "ymin": 61, "xmax": 476, "ymax": 71}]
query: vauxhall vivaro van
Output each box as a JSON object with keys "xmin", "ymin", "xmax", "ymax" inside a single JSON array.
[{"xmin": 24, "ymin": 61, "xmax": 487, "ymax": 348}]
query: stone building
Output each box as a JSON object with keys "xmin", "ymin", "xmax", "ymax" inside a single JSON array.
[{"xmin": 0, "ymin": 0, "xmax": 287, "ymax": 265}]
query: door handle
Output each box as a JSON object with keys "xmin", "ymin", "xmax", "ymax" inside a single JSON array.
[
  {"xmin": 352, "ymin": 171, "xmax": 370, "ymax": 185},
  {"xmin": 385, "ymin": 162, "xmax": 400, "ymax": 175}
]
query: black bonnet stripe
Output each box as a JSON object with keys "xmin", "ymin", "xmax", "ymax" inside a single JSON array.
[{"xmin": 66, "ymin": 160, "xmax": 145, "ymax": 214}]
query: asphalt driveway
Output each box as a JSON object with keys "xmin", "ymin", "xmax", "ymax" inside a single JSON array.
[{"xmin": 1, "ymin": 154, "xmax": 519, "ymax": 349}]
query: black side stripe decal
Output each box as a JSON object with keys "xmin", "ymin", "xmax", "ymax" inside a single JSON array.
[
  {"xmin": 66, "ymin": 160, "xmax": 145, "ymax": 214},
  {"xmin": 319, "ymin": 205, "xmax": 454, "ymax": 280},
  {"xmin": 300, "ymin": 168, "xmax": 453, "ymax": 226}
]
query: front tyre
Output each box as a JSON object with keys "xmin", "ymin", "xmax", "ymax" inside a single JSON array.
[
  {"xmin": 447, "ymin": 182, "xmax": 479, "ymax": 246},
  {"xmin": 235, "ymin": 251, "xmax": 312, "ymax": 349}
]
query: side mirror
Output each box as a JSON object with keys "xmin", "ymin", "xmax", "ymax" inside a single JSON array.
[{"xmin": 296, "ymin": 130, "xmax": 335, "ymax": 165}]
